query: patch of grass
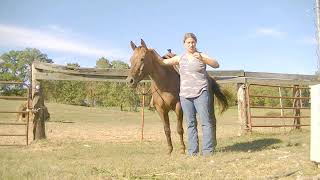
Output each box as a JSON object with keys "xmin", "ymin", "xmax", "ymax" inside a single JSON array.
[{"xmin": 0, "ymin": 101, "xmax": 318, "ymax": 179}]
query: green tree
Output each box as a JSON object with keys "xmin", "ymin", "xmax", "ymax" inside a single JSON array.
[
  {"xmin": 96, "ymin": 57, "xmax": 111, "ymax": 68},
  {"xmin": 66, "ymin": 62, "xmax": 80, "ymax": 68},
  {"xmin": 1, "ymin": 48, "xmax": 52, "ymax": 81},
  {"xmin": 91, "ymin": 57, "xmax": 111, "ymax": 106},
  {"xmin": 111, "ymin": 60, "xmax": 129, "ymax": 69},
  {"xmin": 57, "ymin": 81, "xmax": 86, "ymax": 105},
  {"xmin": 0, "ymin": 48, "xmax": 53, "ymax": 95},
  {"xmin": 109, "ymin": 60, "xmax": 135, "ymax": 110}
]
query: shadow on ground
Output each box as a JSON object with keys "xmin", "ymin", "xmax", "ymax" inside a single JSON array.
[{"xmin": 221, "ymin": 138, "xmax": 282, "ymax": 152}]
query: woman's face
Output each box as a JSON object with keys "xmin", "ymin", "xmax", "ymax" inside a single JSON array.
[{"xmin": 184, "ymin": 37, "xmax": 197, "ymax": 53}]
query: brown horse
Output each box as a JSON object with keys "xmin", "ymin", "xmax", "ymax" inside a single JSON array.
[{"xmin": 127, "ymin": 39, "xmax": 228, "ymax": 154}]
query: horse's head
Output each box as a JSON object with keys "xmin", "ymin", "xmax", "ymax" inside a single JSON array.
[{"xmin": 127, "ymin": 39, "xmax": 152, "ymax": 88}]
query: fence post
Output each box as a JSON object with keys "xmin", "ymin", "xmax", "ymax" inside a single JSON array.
[
  {"xmin": 32, "ymin": 62, "xmax": 46, "ymax": 140},
  {"xmin": 293, "ymin": 85, "xmax": 301, "ymax": 129},
  {"xmin": 237, "ymin": 83, "xmax": 249, "ymax": 135},
  {"xmin": 140, "ymin": 83, "xmax": 145, "ymax": 142}
]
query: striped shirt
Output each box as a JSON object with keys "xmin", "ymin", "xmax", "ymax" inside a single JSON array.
[{"xmin": 179, "ymin": 53, "xmax": 208, "ymax": 98}]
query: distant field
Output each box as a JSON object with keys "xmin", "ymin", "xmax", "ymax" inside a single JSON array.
[{"xmin": 0, "ymin": 100, "xmax": 318, "ymax": 179}]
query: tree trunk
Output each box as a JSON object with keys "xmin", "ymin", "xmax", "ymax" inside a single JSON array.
[{"xmin": 32, "ymin": 63, "xmax": 46, "ymax": 140}]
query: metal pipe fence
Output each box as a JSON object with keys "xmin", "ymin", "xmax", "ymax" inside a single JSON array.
[
  {"xmin": 246, "ymin": 83, "xmax": 310, "ymax": 130},
  {"xmin": 0, "ymin": 81, "xmax": 32, "ymax": 146}
]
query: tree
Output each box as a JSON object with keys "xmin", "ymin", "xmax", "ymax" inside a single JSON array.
[
  {"xmin": 111, "ymin": 60, "xmax": 129, "ymax": 69},
  {"xmin": 66, "ymin": 62, "xmax": 80, "ymax": 68},
  {"xmin": 96, "ymin": 57, "xmax": 111, "ymax": 68},
  {"xmin": 91, "ymin": 58, "xmax": 112, "ymax": 106},
  {"xmin": 0, "ymin": 48, "xmax": 52, "ymax": 82},
  {"xmin": 0, "ymin": 48, "xmax": 53, "ymax": 95}
]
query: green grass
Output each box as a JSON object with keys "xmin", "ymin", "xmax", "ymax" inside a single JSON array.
[{"xmin": 0, "ymin": 100, "xmax": 319, "ymax": 179}]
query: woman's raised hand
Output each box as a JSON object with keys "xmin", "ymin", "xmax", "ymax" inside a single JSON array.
[{"xmin": 193, "ymin": 52, "xmax": 203, "ymax": 61}]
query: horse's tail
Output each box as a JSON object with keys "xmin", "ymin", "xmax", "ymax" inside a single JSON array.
[{"xmin": 210, "ymin": 77, "xmax": 230, "ymax": 114}]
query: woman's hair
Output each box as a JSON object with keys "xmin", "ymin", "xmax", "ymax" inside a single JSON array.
[{"xmin": 183, "ymin": 33, "xmax": 197, "ymax": 43}]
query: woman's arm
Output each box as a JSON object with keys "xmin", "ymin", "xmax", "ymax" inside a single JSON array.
[
  {"xmin": 159, "ymin": 55, "xmax": 180, "ymax": 66},
  {"xmin": 193, "ymin": 52, "xmax": 219, "ymax": 68}
]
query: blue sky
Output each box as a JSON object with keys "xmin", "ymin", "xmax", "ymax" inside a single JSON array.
[{"xmin": 0, "ymin": 0, "xmax": 318, "ymax": 75}]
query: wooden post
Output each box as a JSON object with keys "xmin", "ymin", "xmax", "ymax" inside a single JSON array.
[
  {"xmin": 293, "ymin": 85, "xmax": 301, "ymax": 129},
  {"xmin": 32, "ymin": 62, "xmax": 46, "ymax": 140},
  {"xmin": 237, "ymin": 83, "xmax": 249, "ymax": 135},
  {"xmin": 245, "ymin": 83, "xmax": 253, "ymax": 131},
  {"xmin": 140, "ymin": 83, "xmax": 145, "ymax": 142},
  {"xmin": 278, "ymin": 87, "xmax": 286, "ymax": 128},
  {"xmin": 278, "ymin": 87, "xmax": 284, "ymax": 117}
]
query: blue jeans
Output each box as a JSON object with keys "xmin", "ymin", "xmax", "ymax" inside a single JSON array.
[{"xmin": 180, "ymin": 90, "xmax": 214, "ymax": 156}]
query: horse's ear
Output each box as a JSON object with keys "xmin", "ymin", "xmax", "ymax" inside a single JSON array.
[
  {"xmin": 130, "ymin": 41, "xmax": 137, "ymax": 50},
  {"xmin": 141, "ymin": 39, "xmax": 147, "ymax": 49}
]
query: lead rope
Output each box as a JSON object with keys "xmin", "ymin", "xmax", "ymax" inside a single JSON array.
[{"xmin": 136, "ymin": 83, "xmax": 171, "ymax": 108}]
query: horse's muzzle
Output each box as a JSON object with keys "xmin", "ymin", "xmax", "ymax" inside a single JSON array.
[{"xmin": 126, "ymin": 76, "xmax": 137, "ymax": 88}]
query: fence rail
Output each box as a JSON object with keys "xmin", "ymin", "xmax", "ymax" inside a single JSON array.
[
  {"xmin": 29, "ymin": 62, "xmax": 320, "ymax": 138},
  {"xmin": 33, "ymin": 61, "xmax": 320, "ymax": 84},
  {"xmin": 242, "ymin": 83, "xmax": 311, "ymax": 131},
  {"xmin": 0, "ymin": 81, "xmax": 31, "ymax": 146}
]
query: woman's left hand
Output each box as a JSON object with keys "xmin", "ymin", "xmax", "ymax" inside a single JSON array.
[
  {"xmin": 193, "ymin": 52, "xmax": 220, "ymax": 68},
  {"xmin": 193, "ymin": 52, "xmax": 203, "ymax": 61}
]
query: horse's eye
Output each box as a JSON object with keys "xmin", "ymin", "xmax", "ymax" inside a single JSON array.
[{"xmin": 141, "ymin": 58, "xmax": 144, "ymax": 62}]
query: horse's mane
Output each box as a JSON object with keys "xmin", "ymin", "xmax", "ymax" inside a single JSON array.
[
  {"xmin": 149, "ymin": 48, "xmax": 164, "ymax": 61},
  {"xmin": 149, "ymin": 48, "xmax": 179, "ymax": 75}
]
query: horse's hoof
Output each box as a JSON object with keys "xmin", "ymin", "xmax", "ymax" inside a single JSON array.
[{"xmin": 179, "ymin": 148, "xmax": 186, "ymax": 154}]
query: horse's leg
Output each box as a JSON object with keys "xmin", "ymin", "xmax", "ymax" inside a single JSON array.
[
  {"xmin": 155, "ymin": 106, "xmax": 173, "ymax": 154},
  {"xmin": 175, "ymin": 102, "xmax": 185, "ymax": 154}
]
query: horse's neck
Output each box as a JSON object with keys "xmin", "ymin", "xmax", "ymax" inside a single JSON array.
[
  {"xmin": 148, "ymin": 57, "xmax": 168, "ymax": 84},
  {"xmin": 148, "ymin": 52, "xmax": 177, "ymax": 89}
]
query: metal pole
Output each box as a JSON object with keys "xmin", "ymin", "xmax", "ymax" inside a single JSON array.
[
  {"xmin": 315, "ymin": 0, "xmax": 320, "ymax": 76},
  {"xmin": 140, "ymin": 83, "xmax": 145, "ymax": 142}
]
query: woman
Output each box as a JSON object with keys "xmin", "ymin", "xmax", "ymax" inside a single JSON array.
[{"xmin": 160, "ymin": 33, "xmax": 219, "ymax": 156}]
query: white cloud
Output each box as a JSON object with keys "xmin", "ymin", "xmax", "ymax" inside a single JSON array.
[
  {"xmin": 0, "ymin": 24, "xmax": 129, "ymax": 59},
  {"xmin": 45, "ymin": 24, "xmax": 69, "ymax": 34},
  {"xmin": 254, "ymin": 27, "xmax": 285, "ymax": 38},
  {"xmin": 299, "ymin": 36, "xmax": 317, "ymax": 45}
]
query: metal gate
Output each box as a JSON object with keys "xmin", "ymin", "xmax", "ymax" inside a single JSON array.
[
  {"xmin": 0, "ymin": 81, "xmax": 32, "ymax": 146},
  {"xmin": 245, "ymin": 83, "xmax": 310, "ymax": 131}
]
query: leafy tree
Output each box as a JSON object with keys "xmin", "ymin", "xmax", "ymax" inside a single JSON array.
[
  {"xmin": 89, "ymin": 57, "xmax": 111, "ymax": 106},
  {"xmin": 111, "ymin": 60, "xmax": 129, "ymax": 69},
  {"xmin": 96, "ymin": 57, "xmax": 111, "ymax": 68},
  {"xmin": 109, "ymin": 60, "xmax": 137, "ymax": 110},
  {"xmin": 1, "ymin": 48, "xmax": 52, "ymax": 81},
  {"xmin": 57, "ymin": 81, "xmax": 86, "ymax": 105},
  {"xmin": 0, "ymin": 50, "xmax": 21, "ymax": 82},
  {"xmin": 41, "ymin": 58, "xmax": 141, "ymax": 111},
  {"xmin": 0, "ymin": 48, "xmax": 53, "ymax": 95},
  {"xmin": 66, "ymin": 62, "xmax": 80, "ymax": 68},
  {"xmin": 42, "ymin": 80, "xmax": 60, "ymax": 102}
]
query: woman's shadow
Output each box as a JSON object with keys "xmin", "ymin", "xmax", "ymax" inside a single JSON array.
[{"xmin": 220, "ymin": 138, "xmax": 282, "ymax": 152}]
